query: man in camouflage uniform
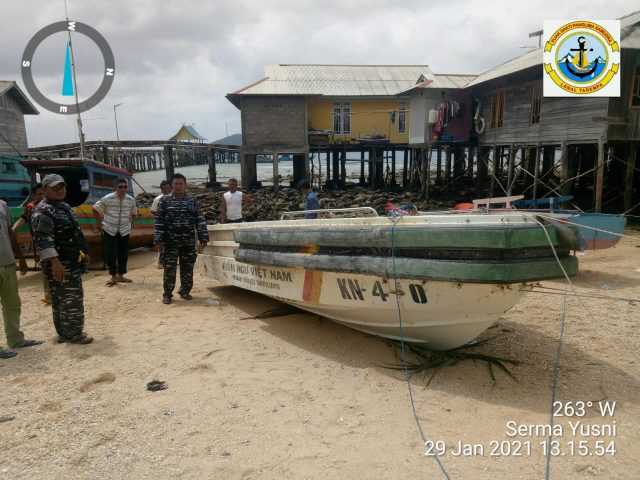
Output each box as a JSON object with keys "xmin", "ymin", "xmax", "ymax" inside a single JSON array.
[
  {"xmin": 154, "ymin": 173, "xmax": 208, "ymax": 304},
  {"xmin": 31, "ymin": 174, "xmax": 93, "ymax": 344}
]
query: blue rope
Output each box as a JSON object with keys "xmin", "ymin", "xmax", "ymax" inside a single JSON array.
[
  {"xmin": 545, "ymin": 280, "xmax": 569, "ymax": 479},
  {"xmin": 390, "ymin": 215, "xmax": 452, "ymax": 480}
]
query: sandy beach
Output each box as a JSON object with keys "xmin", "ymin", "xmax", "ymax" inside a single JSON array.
[{"xmin": 1, "ymin": 232, "xmax": 639, "ymax": 480}]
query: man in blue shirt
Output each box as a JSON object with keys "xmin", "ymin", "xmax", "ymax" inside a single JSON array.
[{"xmin": 297, "ymin": 180, "xmax": 320, "ymax": 219}]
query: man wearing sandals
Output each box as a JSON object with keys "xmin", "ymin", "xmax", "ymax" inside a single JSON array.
[
  {"xmin": 32, "ymin": 174, "xmax": 93, "ymax": 345},
  {"xmin": 1, "ymin": 198, "xmax": 43, "ymax": 359},
  {"xmin": 154, "ymin": 173, "xmax": 208, "ymax": 304},
  {"xmin": 93, "ymin": 178, "xmax": 138, "ymax": 287}
]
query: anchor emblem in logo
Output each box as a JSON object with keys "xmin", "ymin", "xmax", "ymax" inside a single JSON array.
[
  {"xmin": 543, "ymin": 20, "xmax": 620, "ymax": 97},
  {"xmin": 565, "ymin": 36, "xmax": 599, "ymax": 78}
]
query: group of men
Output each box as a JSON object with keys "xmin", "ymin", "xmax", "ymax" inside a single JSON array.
[{"xmin": 2, "ymin": 173, "xmax": 319, "ymax": 358}]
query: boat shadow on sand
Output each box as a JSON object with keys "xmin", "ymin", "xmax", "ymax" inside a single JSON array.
[{"xmin": 210, "ymin": 284, "xmax": 639, "ymax": 415}]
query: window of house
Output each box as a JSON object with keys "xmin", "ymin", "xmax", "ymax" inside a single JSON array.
[
  {"xmin": 531, "ymin": 80, "xmax": 542, "ymax": 124},
  {"xmin": 398, "ymin": 100, "xmax": 407, "ymax": 133},
  {"xmin": 333, "ymin": 102, "xmax": 351, "ymax": 134},
  {"xmin": 491, "ymin": 87, "xmax": 506, "ymax": 128},
  {"xmin": 631, "ymin": 62, "xmax": 640, "ymax": 109}
]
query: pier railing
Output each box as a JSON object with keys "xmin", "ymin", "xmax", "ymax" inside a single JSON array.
[{"xmin": 28, "ymin": 141, "xmax": 239, "ymax": 179}]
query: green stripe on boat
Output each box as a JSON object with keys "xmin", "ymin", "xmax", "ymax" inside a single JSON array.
[
  {"xmin": 235, "ymin": 249, "xmax": 578, "ymax": 284},
  {"xmin": 234, "ymin": 224, "xmax": 566, "ymax": 250}
]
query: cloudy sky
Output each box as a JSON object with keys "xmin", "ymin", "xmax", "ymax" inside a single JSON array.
[{"xmin": 1, "ymin": 0, "xmax": 637, "ymax": 147}]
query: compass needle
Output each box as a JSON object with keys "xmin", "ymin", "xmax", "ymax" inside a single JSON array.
[{"xmin": 62, "ymin": 41, "xmax": 74, "ymax": 96}]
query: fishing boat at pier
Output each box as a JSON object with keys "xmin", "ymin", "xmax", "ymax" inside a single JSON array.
[
  {"xmin": 11, "ymin": 158, "xmax": 154, "ymax": 258},
  {"xmin": 199, "ymin": 210, "xmax": 579, "ymax": 349},
  {"xmin": 467, "ymin": 195, "xmax": 626, "ymax": 250},
  {"xmin": 0, "ymin": 154, "xmax": 31, "ymax": 206}
]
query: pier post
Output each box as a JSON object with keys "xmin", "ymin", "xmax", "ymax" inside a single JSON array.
[
  {"xmin": 164, "ymin": 145, "xmax": 175, "ymax": 182},
  {"xmin": 402, "ymin": 148, "xmax": 408, "ymax": 187},
  {"xmin": 532, "ymin": 145, "xmax": 541, "ymax": 200},
  {"xmin": 476, "ymin": 146, "xmax": 488, "ymax": 196},
  {"xmin": 332, "ymin": 149, "xmax": 339, "ymax": 185},
  {"xmin": 390, "ymin": 146, "xmax": 396, "ymax": 186},
  {"xmin": 507, "ymin": 144, "xmax": 515, "ymax": 193},
  {"xmin": 208, "ymin": 147, "xmax": 217, "ymax": 184},
  {"xmin": 272, "ymin": 152, "xmax": 279, "ymax": 190},
  {"xmin": 325, "ymin": 151, "xmax": 331, "ymax": 187},
  {"xmin": 490, "ymin": 145, "xmax": 498, "ymax": 197},
  {"xmin": 445, "ymin": 147, "xmax": 452, "ymax": 190},
  {"xmin": 292, "ymin": 153, "xmax": 307, "ymax": 187},
  {"xmin": 542, "ymin": 146, "xmax": 554, "ymax": 187}
]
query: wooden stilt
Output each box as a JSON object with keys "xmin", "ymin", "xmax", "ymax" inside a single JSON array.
[
  {"xmin": 624, "ymin": 143, "xmax": 637, "ymax": 212},
  {"xmin": 595, "ymin": 138, "xmax": 605, "ymax": 213},
  {"xmin": 533, "ymin": 145, "xmax": 540, "ymax": 200}
]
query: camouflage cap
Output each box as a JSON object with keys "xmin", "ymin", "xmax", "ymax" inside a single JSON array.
[{"xmin": 42, "ymin": 174, "xmax": 66, "ymax": 188}]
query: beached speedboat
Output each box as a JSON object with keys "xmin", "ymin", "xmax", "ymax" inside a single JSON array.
[
  {"xmin": 199, "ymin": 209, "xmax": 579, "ymax": 349},
  {"xmin": 11, "ymin": 158, "xmax": 155, "ymax": 258}
]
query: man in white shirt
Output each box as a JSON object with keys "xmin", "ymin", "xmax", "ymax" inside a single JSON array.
[
  {"xmin": 93, "ymin": 178, "xmax": 138, "ymax": 286},
  {"xmin": 151, "ymin": 180, "xmax": 172, "ymax": 215},
  {"xmin": 151, "ymin": 180, "xmax": 171, "ymax": 269},
  {"xmin": 221, "ymin": 178, "xmax": 253, "ymax": 223}
]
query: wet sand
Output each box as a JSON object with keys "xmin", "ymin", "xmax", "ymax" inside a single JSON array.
[{"xmin": 1, "ymin": 232, "xmax": 639, "ymax": 479}]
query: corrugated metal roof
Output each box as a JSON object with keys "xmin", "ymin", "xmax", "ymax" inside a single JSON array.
[
  {"xmin": 0, "ymin": 80, "xmax": 39, "ymax": 114},
  {"xmin": 398, "ymin": 74, "xmax": 477, "ymax": 93},
  {"xmin": 466, "ymin": 48, "xmax": 542, "ymax": 87},
  {"xmin": 231, "ymin": 64, "xmax": 434, "ymax": 97},
  {"xmin": 621, "ymin": 10, "xmax": 640, "ymax": 48},
  {"xmin": 468, "ymin": 12, "xmax": 640, "ymax": 88}
]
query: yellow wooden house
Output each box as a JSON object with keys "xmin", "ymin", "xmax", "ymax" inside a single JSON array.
[
  {"xmin": 227, "ymin": 64, "xmax": 436, "ymax": 146},
  {"xmin": 227, "ymin": 64, "xmax": 476, "ymax": 187}
]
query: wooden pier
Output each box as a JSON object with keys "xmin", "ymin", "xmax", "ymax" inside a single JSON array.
[{"xmin": 28, "ymin": 140, "xmax": 239, "ymax": 184}]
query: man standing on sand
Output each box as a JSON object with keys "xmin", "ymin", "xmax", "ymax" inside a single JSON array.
[
  {"xmin": 151, "ymin": 180, "xmax": 171, "ymax": 269},
  {"xmin": 32, "ymin": 174, "xmax": 93, "ymax": 345},
  {"xmin": 297, "ymin": 179, "xmax": 321, "ymax": 219},
  {"xmin": 221, "ymin": 178, "xmax": 253, "ymax": 223},
  {"xmin": 1, "ymin": 198, "xmax": 43, "ymax": 359},
  {"xmin": 93, "ymin": 178, "xmax": 138, "ymax": 287},
  {"xmin": 154, "ymin": 173, "xmax": 208, "ymax": 304},
  {"xmin": 12, "ymin": 183, "xmax": 51, "ymax": 304}
]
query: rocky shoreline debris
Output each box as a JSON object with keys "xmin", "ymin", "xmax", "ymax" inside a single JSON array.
[{"xmin": 137, "ymin": 184, "xmax": 469, "ymax": 223}]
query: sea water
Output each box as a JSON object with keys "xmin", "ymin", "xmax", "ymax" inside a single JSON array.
[{"xmin": 132, "ymin": 157, "xmax": 406, "ymax": 195}]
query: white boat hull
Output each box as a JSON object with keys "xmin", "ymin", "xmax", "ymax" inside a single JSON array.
[{"xmin": 199, "ymin": 254, "xmax": 531, "ymax": 350}]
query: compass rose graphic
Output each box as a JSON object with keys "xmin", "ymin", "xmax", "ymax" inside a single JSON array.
[{"xmin": 21, "ymin": 20, "xmax": 115, "ymax": 115}]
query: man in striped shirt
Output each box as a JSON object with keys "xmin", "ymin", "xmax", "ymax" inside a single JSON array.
[{"xmin": 93, "ymin": 178, "xmax": 138, "ymax": 287}]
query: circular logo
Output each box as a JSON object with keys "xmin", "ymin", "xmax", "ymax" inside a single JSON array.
[
  {"xmin": 21, "ymin": 21, "xmax": 115, "ymax": 114},
  {"xmin": 543, "ymin": 21, "xmax": 619, "ymax": 95}
]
